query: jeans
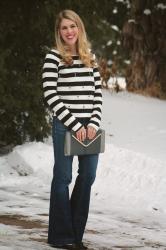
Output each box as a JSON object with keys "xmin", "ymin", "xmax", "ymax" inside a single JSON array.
[{"xmin": 48, "ymin": 117, "xmax": 99, "ymax": 245}]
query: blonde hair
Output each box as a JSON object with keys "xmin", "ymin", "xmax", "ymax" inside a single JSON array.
[{"xmin": 55, "ymin": 10, "xmax": 96, "ymax": 67}]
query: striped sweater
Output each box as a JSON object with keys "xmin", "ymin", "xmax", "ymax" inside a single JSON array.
[{"xmin": 42, "ymin": 49, "xmax": 102, "ymax": 132}]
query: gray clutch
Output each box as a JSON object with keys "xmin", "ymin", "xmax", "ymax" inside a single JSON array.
[{"xmin": 64, "ymin": 129, "xmax": 105, "ymax": 156}]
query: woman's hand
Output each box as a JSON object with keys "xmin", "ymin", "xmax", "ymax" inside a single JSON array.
[
  {"xmin": 87, "ymin": 126, "xmax": 96, "ymax": 140},
  {"xmin": 76, "ymin": 126, "xmax": 87, "ymax": 142}
]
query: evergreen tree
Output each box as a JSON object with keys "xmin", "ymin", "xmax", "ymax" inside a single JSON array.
[{"xmin": 0, "ymin": 0, "xmax": 53, "ymax": 145}]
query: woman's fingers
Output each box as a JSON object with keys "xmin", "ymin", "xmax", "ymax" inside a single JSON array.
[
  {"xmin": 76, "ymin": 126, "xmax": 96, "ymax": 141},
  {"xmin": 76, "ymin": 127, "xmax": 86, "ymax": 141},
  {"xmin": 87, "ymin": 126, "xmax": 96, "ymax": 139}
]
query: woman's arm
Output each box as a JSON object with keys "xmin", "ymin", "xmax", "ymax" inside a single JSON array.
[
  {"xmin": 88, "ymin": 65, "xmax": 102, "ymax": 131},
  {"xmin": 42, "ymin": 50, "xmax": 82, "ymax": 132}
]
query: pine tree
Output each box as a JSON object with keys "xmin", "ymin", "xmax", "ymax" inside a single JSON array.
[{"xmin": 0, "ymin": 0, "xmax": 53, "ymax": 145}]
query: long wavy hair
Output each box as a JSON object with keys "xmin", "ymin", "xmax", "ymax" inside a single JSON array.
[{"xmin": 55, "ymin": 10, "xmax": 96, "ymax": 67}]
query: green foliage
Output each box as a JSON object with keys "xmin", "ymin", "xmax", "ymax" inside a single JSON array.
[{"xmin": 0, "ymin": 0, "xmax": 52, "ymax": 145}]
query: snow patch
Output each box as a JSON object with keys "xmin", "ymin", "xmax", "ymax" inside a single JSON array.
[
  {"xmin": 144, "ymin": 9, "xmax": 151, "ymax": 15},
  {"xmin": 111, "ymin": 25, "xmax": 119, "ymax": 32},
  {"xmin": 106, "ymin": 40, "xmax": 112, "ymax": 46},
  {"xmin": 157, "ymin": 3, "xmax": 166, "ymax": 10},
  {"xmin": 7, "ymin": 142, "xmax": 54, "ymax": 177},
  {"xmin": 128, "ymin": 19, "xmax": 136, "ymax": 23},
  {"xmin": 108, "ymin": 77, "xmax": 126, "ymax": 89}
]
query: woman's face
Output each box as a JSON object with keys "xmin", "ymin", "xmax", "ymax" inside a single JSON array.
[{"xmin": 59, "ymin": 18, "xmax": 79, "ymax": 48}]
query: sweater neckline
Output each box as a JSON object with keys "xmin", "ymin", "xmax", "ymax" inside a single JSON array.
[{"xmin": 72, "ymin": 55, "xmax": 79, "ymax": 59}]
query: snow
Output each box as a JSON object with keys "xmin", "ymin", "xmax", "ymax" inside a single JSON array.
[
  {"xmin": 113, "ymin": 50, "xmax": 117, "ymax": 55},
  {"xmin": 113, "ymin": 8, "xmax": 118, "ymax": 14},
  {"xmin": 1, "ymin": 90, "xmax": 166, "ymax": 249},
  {"xmin": 106, "ymin": 40, "xmax": 112, "ymax": 46},
  {"xmin": 111, "ymin": 25, "xmax": 119, "ymax": 32},
  {"xmin": 157, "ymin": 3, "xmax": 166, "ymax": 10},
  {"xmin": 108, "ymin": 77, "xmax": 126, "ymax": 89},
  {"xmin": 124, "ymin": 59, "xmax": 130, "ymax": 64},
  {"xmin": 128, "ymin": 19, "xmax": 136, "ymax": 23},
  {"xmin": 144, "ymin": 9, "xmax": 151, "ymax": 15}
]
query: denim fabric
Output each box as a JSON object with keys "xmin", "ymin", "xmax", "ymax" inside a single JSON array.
[{"xmin": 48, "ymin": 117, "xmax": 99, "ymax": 245}]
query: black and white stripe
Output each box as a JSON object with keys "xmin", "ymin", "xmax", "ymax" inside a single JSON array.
[{"xmin": 42, "ymin": 49, "xmax": 102, "ymax": 131}]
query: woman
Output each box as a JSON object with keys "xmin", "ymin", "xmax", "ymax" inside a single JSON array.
[{"xmin": 42, "ymin": 10, "xmax": 102, "ymax": 250}]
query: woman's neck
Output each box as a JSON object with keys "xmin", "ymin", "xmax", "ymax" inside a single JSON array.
[{"xmin": 69, "ymin": 45, "xmax": 77, "ymax": 55}]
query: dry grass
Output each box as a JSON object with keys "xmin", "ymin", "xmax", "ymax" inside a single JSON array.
[{"xmin": 127, "ymin": 83, "xmax": 166, "ymax": 100}]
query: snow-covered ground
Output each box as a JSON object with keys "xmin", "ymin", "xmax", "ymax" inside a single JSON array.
[{"xmin": 0, "ymin": 90, "xmax": 166, "ymax": 250}]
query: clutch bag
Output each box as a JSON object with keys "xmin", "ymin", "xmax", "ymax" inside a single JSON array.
[{"xmin": 64, "ymin": 129, "xmax": 105, "ymax": 156}]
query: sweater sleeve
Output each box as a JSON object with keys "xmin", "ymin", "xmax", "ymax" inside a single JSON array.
[
  {"xmin": 88, "ymin": 63, "xmax": 103, "ymax": 131},
  {"xmin": 42, "ymin": 50, "xmax": 82, "ymax": 132}
]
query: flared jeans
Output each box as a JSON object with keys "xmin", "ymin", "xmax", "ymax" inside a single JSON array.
[{"xmin": 48, "ymin": 117, "xmax": 99, "ymax": 246}]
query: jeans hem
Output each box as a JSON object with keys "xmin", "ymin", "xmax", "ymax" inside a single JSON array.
[{"xmin": 48, "ymin": 238, "xmax": 75, "ymax": 246}]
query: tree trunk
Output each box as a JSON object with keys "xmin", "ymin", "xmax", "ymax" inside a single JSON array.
[{"xmin": 122, "ymin": 0, "xmax": 166, "ymax": 98}]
